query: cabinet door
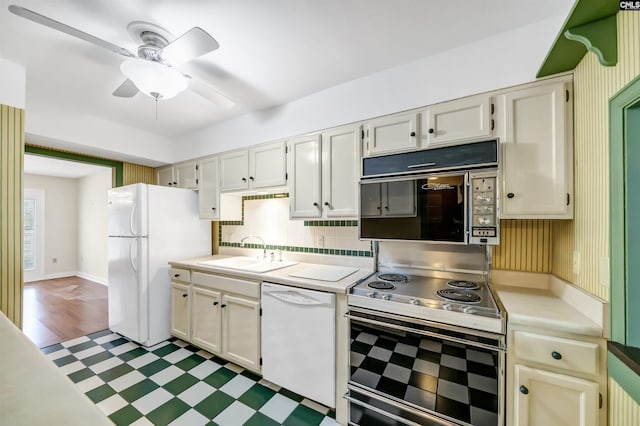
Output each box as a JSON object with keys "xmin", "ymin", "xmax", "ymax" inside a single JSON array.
[
  {"xmin": 157, "ymin": 167, "xmax": 175, "ymax": 187},
  {"xmin": 170, "ymin": 282, "xmax": 190, "ymax": 341},
  {"xmin": 360, "ymin": 182, "xmax": 382, "ymax": 217},
  {"xmin": 514, "ymin": 364, "xmax": 598, "ymax": 426},
  {"xmin": 384, "ymin": 181, "xmax": 416, "ymax": 217},
  {"xmin": 198, "ymin": 157, "xmax": 220, "ymax": 219},
  {"xmin": 366, "ymin": 112, "xmax": 419, "ymax": 156},
  {"xmin": 322, "ymin": 126, "xmax": 360, "ymax": 218},
  {"xmin": 191, "ymin": 286, "xmax": 222, "ymax": 354},
  {"xmin": 423, "ymin": 94, "xmax": 492, "ymax": 147},
  {"xmin": 222, "ymin": 294, "xmax": 260, "ymax": 372},
  {"xmin": 499, "ymin": 81, "xmax": 573, "ymax": 218},
  {"xmin": 220, "ymin": 150, "xmax": 249, "ymax": 191},
  {"xmin": 175, "ymin": 162, "xmax": 198, "ymax": 189},
  {"xmin": 288, "ymin": 134, "xmax": 322, "ymax": 218},
  {"xmin": 250, "ymin": 142, "xmax": 287, "ymax": 189}
]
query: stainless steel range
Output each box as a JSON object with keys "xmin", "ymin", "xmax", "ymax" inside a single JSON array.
[{"xmin": 346, "ymin": 244, "xmax": 506, "ymax": 426}]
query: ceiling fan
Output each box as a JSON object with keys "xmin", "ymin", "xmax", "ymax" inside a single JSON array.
[{"xmin": 8, "ymin": 5, "xmax": 234, "ymax": 107}]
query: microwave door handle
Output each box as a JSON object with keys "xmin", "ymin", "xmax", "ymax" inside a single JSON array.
[{"xmin": 407, "ymin": 162, "xmax": 436, "ymax": 169}]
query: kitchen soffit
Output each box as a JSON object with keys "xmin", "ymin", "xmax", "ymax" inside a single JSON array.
[{"xmin": 1, "ymin": 0, "xmax": 573, "ymax": 139}]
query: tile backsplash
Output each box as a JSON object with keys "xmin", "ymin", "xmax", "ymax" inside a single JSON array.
[{"xmin": 219, "ymin": 194, "xmax": 371, "ymax": 257}]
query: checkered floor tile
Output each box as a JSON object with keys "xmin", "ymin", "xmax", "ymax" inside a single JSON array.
[
  {"xmin": 350, "ymin": 323, "xmax": 499, "ymax": 426},
  {"xmin": 42, "ymin": 330, "xmax": 337, "ymax": 426}
]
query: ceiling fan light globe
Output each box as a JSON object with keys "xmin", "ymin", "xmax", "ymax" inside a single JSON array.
[{"xmin": 120, "ymin": 59, "xmax": 188, "ymax": 100}]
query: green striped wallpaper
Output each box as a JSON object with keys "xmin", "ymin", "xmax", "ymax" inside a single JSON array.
[{"xmin": 0, "ymin": 104, "xmax": 24, "ymax": 328}]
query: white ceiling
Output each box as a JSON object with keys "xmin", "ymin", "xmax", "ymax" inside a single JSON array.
[
  {"xmin": 24, "ymin": 154, "xmax": 111, "ymax": 178},
  {"xmin": 1, "ymin": 0, "xmax": 573, "ymax": 141}
]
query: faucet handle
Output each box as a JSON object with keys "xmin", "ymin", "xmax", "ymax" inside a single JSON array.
[
  {"xmin": 277, "ymin": 249, "xmax": 283, "ymax": 262},
  {"xmin": 270, "ymin": 251, "xmax": 275, "ymax": 262}
]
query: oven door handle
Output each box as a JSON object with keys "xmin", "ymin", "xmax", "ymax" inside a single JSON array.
[
  {"xmin": 346, "ymin": 313, "xmax": 506, "ymax": 352},
  {"xmin": 343, "ymin": 394, "xmax": 424, "ymax": 426}
]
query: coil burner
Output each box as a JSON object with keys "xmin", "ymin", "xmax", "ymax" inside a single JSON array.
[
  {"xmin": 367, "ymin": 281, "xmax": 396, "ymax": 290},
  {"xmin": 436, "ymin": 288, "xmax": 482, "ymax": 304},
  {"xmin": 447, "ymin": 280, "xmax": 480, "ymax": 290},
  {"xmin": 377, "ymin": 273, "xmax": 409, "ymax": 283}
]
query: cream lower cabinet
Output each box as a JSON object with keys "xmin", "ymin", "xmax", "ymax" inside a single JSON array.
[
  {"xmin": 172, "ymin": 271, "xmax": 261, "ymax": 373},
  {"xmin": 507, "ymin": 327, "xmax": 607, "ymax": 426},
  {"xmin": 513, "ymin": 364, "xmax": 598, "ymax": 426},
  {"xmin": 170, "ymin": 282, "xmax": 190, "ymax": 341}
]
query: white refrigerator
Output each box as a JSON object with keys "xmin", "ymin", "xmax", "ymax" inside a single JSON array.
[{"xmin": 108, "ymin": 183, "xmax": 210, "ymax": 347}]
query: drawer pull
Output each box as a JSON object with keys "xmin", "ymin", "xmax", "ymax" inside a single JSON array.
[
  {"xmin": 519, "ymin": 385, "xmax": 529, "ymax": 395},
  {"xmin": 174, "ymin": 274, "xmax": 180, "ymax": 277},
  {"xmin": 182, "ymin": 293, "xmax": 188, "ymax": 298},
  {"xmin": 213, "ymin": 301, "xmax": 219, "ymax": 306},
  {"xmin": 551, "ymin": 351, "xmax": 562, "ymax": 360}
]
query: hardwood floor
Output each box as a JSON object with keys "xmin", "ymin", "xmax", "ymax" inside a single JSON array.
[{"xmin": 23, "ymin": 276, "xmax": 108, "ymax": 348}]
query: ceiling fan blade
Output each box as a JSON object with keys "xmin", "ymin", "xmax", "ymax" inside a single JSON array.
[
  {"xmin": 189, "ymin": 79, "xmax": 234, "ymax": 109},
  {"xmin": 161, "ymin": 27, "xmax": 219, "ymax": 65},
  {"xmin": 112, "ymin": 79, "xmax": 139, "ymax": 97},
  {"xmin": 8, "ymin": 5, "xmax": 135, "ymax": 58}
]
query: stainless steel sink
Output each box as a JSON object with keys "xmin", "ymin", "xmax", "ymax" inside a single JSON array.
[{"xmin": 198, "ymin": 256, "xmax": 298, "ymax": 273}]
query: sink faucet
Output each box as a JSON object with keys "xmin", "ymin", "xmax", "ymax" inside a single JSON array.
[{"xmin": 240, "ymin": 235, "xmax": 267, "ymax": 260}]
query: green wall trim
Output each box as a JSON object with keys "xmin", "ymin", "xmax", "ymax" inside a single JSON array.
[
  {"xmin": 609, "ymin": 351, "xmax": 640, "ymax": 404},
  {"xmin": 564, "ymin": 14, "xmax": 618, "ymax": 67},
  {"xmin": 609, "ymin": 74, "xmax": 640, "ymax": 345},
  {"xmin": 537, "ymin": 0, "xmax": 619, "ymax": 77},
  {"xmin": 25, "ymin": 145, "xmax": 124, "ymax": 187}
]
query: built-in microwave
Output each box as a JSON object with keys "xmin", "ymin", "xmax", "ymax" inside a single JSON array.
[{"xmin": 359, "ymin": 140, "xmax": 500, "ymax": 245}]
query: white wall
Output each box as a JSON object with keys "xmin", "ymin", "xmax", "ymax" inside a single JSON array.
[
  {"xmin": 0, "ymin": 57, "xmax": 25, "ymax": 108},
  {"xmin": 77, "ymin": 168, "xmax": 112, "ymax": 284},
  {"xmin": 23, "ymin": 174, "xmax": 78, "ymax": 278},
  {"xmin": 175, "ymin": 15, "xmax": 565, "ymax": 162}
]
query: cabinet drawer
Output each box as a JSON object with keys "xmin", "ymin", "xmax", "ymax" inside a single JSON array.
[
  {"xmin": 192, "ymin": 272, "xmax": 260, "ymax": 299},
  {"xmin": 170, "ymin": 268, "xmax": 190, "ymax": 283},
  {"xmin": 513, "ymin": 331, "xmax": 598, "ymax": 376}
]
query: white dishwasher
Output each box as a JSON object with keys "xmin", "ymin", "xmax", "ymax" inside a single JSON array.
[{"xmin": 261, "ymin": 282, "xmax": 336, "ymax": 407}]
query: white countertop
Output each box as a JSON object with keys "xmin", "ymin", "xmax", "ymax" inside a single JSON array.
[
  {"xmin": 0, "ymin": 312, "xmax": 112, "ymax": 426},
  {"xmin": 495, "ymin": 284, "xmax": 603, "ymax": 337},
  {"xmin": 170, "ymin": 254, "xmax": 374, "ymax": 294}
]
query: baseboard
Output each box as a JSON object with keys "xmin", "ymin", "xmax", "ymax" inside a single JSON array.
[
  {"xmin": 42, "ymin": 272, "xmax": 76, "ymax": 280},
  {"xmin": 75, "ymin": 271, "xmax": 108, "ymax": 286}
]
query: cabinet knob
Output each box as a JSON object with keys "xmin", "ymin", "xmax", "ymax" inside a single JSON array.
[
  {"xmin": 551, "ymin": 351, "xmax": 562, "ymax": 360},
  {"xmin": 249, "ymin": 176, "xmax": 254, "ymax": 181},
  {"xmin": 174, "ymin": 274, "xmax": 180, "ymax": 278},
  {"xmin": 324, "ymin": 202, "xmax": 331, "ymax": 208},
  {"xmin": 212, "ymin": 207, "xmax": 216, "ymax": 211},
  {"xmin": 410, "ymin": 131, "xmax": 416, "ymax": 137},
  {"xmin": 376, "ymin": 206, "xmax": 381, "ymax": 210},
  {"xmin": 428, "ymin": 128, "xmax": 435, "ymax": 134},
  {"xmin": 213, "ymin": 301, "xmax": 219, "ymax": 306},
  {"xmin": 221, "ymin": 304, "xmax": 227, "ymax": 308},
  {"xmin": 242, "ymin": 177, "xmax": 247, "ymax": 182},
  {"xmin": 384, "ymin": 206, "xmax": 389, "ymax": 210},
  {"xmin": 173, "ymin": 182, "xmax": 177, "ymax": 185},
  {"xmin": 507, "ymin": 192, "xmax": 515, "ymax": 199},
  {"xmin": 313, "ymin": 202, "xmax": 319, "ymax": 207},
  {"xmin": 182, "ymin": 293, "xmax": 188, "ymax": 298},
  {"xmin": 519, "ymin": 385, "xmax": 529, "ymax": 395},
  {"xmin": 168, "ymin": 182, "xmax": 173, "ymax": 186}
]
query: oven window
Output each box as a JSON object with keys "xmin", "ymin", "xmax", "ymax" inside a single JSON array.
[
  {"xmin": 350, "ymin": 320, "xmax": 500, "ymax": 426},
  {"xmin": 360, "ymin": 175, "xmax": 466, "ymax": 242}
]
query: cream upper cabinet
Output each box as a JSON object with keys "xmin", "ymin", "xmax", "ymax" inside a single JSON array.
[
  {"xmin": 364, "ymin": 112, "xmax": 419, "ymax": 156},
  {"xmin": 220, "ymin": 141, "xmax": 287, "ymax": 192},
  {"xmin": 288, "ymin": 134, "xmax": 322, "ymax": 218},
  {"xmin": 191, "ymin": 286, "xmax": 222, "ymax": 354},
  {"xmin": 219, "ymin": 150, "xmax": 249, "ymax": 191},
  {"xmin": 198, "ymin": 156, "xmax": 220, "ymax": 220},
  {"xmin": 157, "ymin": 167, "xmax": 175, "ymax": 187},
  {"xmin": 170, "ymin": 282, "xmax": 190, "ymax": 341},
  {"xmin": 513, "ymin": 364, "xmax": 598, "ymax": 426},
  {"xmin": 175, "ymin": 161, "xmax": 198, "ymax": 189},
  {"xmin": 422, "ymin": 94, "xmax": 494, "ymax": 147},
  {"xmin": 222, "ymin": 294, "xmax": 261, "ymax": 371},
  {"xmin": 289, "ymin": 127, "xmax": 360, "ymax": 219},
  {"xmin": 497, "ymin": 78, "xmax": 573, "ymax": 219}
]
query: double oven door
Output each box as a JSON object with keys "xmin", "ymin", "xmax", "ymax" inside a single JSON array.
[{"xmin": 346, "ymin": 308, "xmax": 505, "ymax": 426}]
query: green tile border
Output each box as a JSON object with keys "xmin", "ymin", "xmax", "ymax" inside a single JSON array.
[{"xmin": 218, "ymin": 194, "xmax": 371, "ymax": 257}]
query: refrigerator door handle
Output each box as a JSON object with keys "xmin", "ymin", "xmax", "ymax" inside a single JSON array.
[
  {"xmin": 129, "ymin": 202, "xmax": 138, "ymax": 236},
  {"xmin": 129, "ymin": 239, "xmax": 138, "ymax": 273}
]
